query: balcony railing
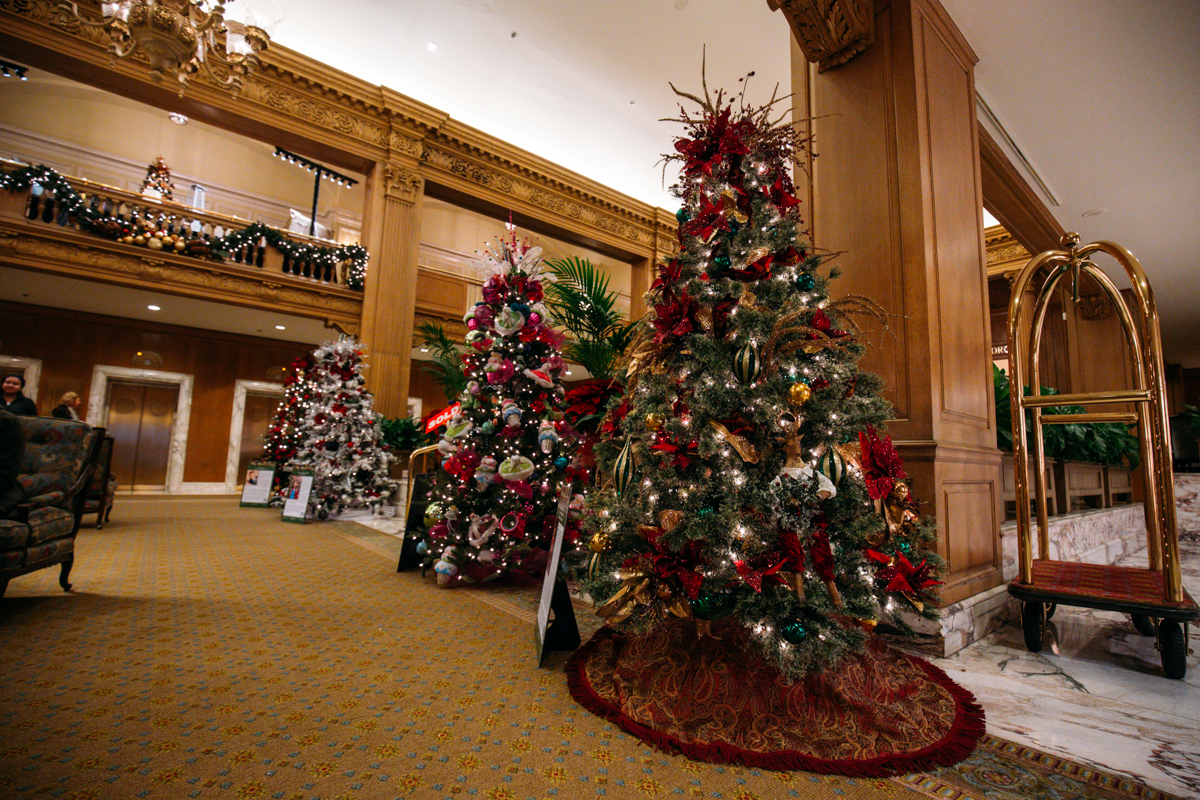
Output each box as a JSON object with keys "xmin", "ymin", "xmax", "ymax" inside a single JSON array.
[{"xmin": 0, "ymin": 162, "xmax": 368, "ymax": 290}]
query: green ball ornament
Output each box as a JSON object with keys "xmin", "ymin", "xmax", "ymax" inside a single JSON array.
[
  {"xmin": 897, "ymin": 541, "xmax": 914, "ymax": 555},
  {"xmin": 614, "ymin": 439, "xmax": 637, "ymax": 498},
  {"xmin": 676, "ymin": 207, "xmax": 691, "ymax": 225},
  {"xmin": 781, "ymin": 620, "xmax": 808, "ymax": 644},
  {"xmin": 711, "ymin": 254, "xmax": 731, "ymax": 274},
  {"xmin": 733, "ymin": 343, "xmax": 761, "ymax": 385},
  {"xmin": 817, "ymin": 447, "xmax": 847, "ymax": 486},
  {"xmin": 795, "ymin": 273, "xmax": 816, "ymax": 291},
  {"xmin": 690, "ymin": 590, "xmax": 733, "ymax": 620},
  {"xmin": 698, "ymin": 507, "xmax": 713, "ymax": 516}
]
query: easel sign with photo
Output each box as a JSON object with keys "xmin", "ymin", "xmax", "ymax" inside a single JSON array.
[
  {"xmin": 239, "ymin": 461, "xmax": 276, "ymax": 507},
  {"xmin": 281, "ymin": 469, "xmax": 314, "ymax": 523},
  {"xmin": 534, "ymin": 482, "xmax": 580, "ymax": 666}
]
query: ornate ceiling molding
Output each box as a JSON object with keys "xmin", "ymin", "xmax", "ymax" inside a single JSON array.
[
  {"xmin": 2, "ymin": 0, "xmax": 677, "ymax": 264},
  {"xmin": 422, "ymin": 142, "xmax": 662, "ymax": 258},
  {"xmin": 767, "ymin": 0, "xmax": 875, "ymax": 72}
]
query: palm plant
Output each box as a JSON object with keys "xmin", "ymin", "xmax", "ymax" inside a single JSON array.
[
  {"xmin": 416, "ymin": 321, "xmax": 468, "ymax": 402},
  {"xmin": 542, "ymin": 256, "xmax": 638, "ymax": 380}
]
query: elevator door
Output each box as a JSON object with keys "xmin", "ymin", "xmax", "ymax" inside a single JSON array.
[
  {"xmin": 105, "ymin": 381, "xmax": 178, "ymax": 490},
  {"xmin": 237, "ymin": 392, "xmax": 280, "ymax": 482}
]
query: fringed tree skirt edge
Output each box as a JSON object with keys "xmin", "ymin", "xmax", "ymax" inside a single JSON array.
[{"xmin": 566, "ymin": 621, "xmax": 985, "ymax": 777}]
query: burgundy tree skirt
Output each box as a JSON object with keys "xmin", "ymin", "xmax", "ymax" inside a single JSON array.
[{"xmin": 567, "ymin": 621, "xmax": 985, "ymax": 776}]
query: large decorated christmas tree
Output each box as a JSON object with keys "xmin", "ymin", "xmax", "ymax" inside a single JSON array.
[
  {"xmin": 421, "ymin": 226, "xmax": 582, "ymax": 585},
  {"xmin": 577, "ymin": 81, "xmax": 944, "ymax": 681},
  {"xmin": 288, "ymin": 337, "xmax": 396, "ymax": 518}
]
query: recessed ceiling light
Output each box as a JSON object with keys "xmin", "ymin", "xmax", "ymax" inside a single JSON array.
[
  {"xmin": 674, "ymin": 0, "xmax": 689, "ymax": 8},
  {"xmin": 1081, "ymin": 208, "xmax": 1107, "ymax": 218},
  {"xmin": 169, "ymin": 112, "xmax": 188, "ymax": 125},
  {"xmin": 147, "ymin": 304, "xmax": 161, "ymax": 311},
  {"xmin": 629, "ymin": 100, "xmax": 635, "ymax": 106},
  {"xmin": 275, "ymin": 325, "xmax": 286, "ymax": 330},
  {"xmin": 428, "ymin": 42, "xmax": 437, "ymax": 52}
]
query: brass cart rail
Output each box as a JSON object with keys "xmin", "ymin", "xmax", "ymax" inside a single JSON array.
[{"xmin": 1007, "ymin": 232, "xmax": 1196, "ymax": 679}]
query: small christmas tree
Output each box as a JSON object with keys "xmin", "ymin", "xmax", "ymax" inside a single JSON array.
[
  {"xmin": 420, "ymin": 226, "xmax": 582, "ymax": 585},
  {"xmin": 263, "ymin": 352, "xmax": 317, "ymax": 501},
  {"xmin": 288, "ymin": 337, "xmax": 396, "ymax": 519},
  {"xmin": 140, "ymin": 156, "xmax": 175, "ymax": 201},
  {"xmin": 579, "ymin": 81, "xmax": 943, "ymax": 680}
]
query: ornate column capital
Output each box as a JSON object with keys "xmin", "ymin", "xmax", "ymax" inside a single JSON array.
[
  {"xmin": 381, "ymin": 162, "xmax": 423, "ymax": 204},
  {"xmin": 767, "ymin": 0, "xmax": 875, "ymax": 72}
]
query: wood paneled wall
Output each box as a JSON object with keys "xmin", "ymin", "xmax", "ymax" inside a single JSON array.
[{"xmin": 0, "ymin": 300, "xmax": 309, "ymax": 484}]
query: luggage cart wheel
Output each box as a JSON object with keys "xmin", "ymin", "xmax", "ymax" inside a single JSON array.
[
  {"xmin": 1045, "ymin": 603, "xmax": 1057, "ymax": 620},
  {"xmin": 1022, "ymin": 601, "xmax": 1045, "ymax": 652},
  {"xmin": 1158, "ymin": 620, "xmax": 1188, "ymax": 679},
  {"xmin": 1131, "ymin": 614, "xmax": 1156, "ymax": 636}
]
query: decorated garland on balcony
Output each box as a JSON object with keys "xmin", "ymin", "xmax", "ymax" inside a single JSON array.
[{"xmin": 0, "ymin": 164, "xmax": 368, "ymax": 291}]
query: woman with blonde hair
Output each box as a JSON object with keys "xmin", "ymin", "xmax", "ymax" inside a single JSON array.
[{"xmin": 51, "ymin": 391, "xmax": 82, "ymax": 420}]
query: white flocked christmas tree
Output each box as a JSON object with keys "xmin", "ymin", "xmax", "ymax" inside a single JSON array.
[{"xmin": 288, "ymin": 337, "xmax": 396, "ymax": 519}]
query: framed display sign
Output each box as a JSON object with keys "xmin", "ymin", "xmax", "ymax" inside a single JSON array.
[
  {"xmin": 281, "ymin": 469, "xmax": 314, "ymax": 523},
  {"xmin": 534, "ymin": 482, "xmax": 580, "ymax": 666},
  {"xmin": 239, "ymin": 462, "xmax": 276, "ymax": 507}
]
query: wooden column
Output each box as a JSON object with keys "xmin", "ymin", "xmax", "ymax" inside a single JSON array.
[
  {"xmin": 790, "ymin": 0, "xmax": 1003, "ymax": 603},
  {"xmin": 359, "ymin": 159, "xmax": 423, "ymax": 418}
]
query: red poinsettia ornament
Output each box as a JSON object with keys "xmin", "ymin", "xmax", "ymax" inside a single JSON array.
[{"xmin": 859, "ymin": 426, "xmax": 907, "ymax": 501}]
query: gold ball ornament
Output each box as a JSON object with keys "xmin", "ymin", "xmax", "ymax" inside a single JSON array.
[
  {"xmin": 174, "ymin": 239, "xmax": 187, "ymax": 251},
  {"xmin": 645, "ymin": 413, "xmax": 663, "ymax": 431},
  {"xmin": 787, "ymin": 381, "xmax": 812, "ymax": 407},
  {"xmin": 133, "ymin": 234, "xmax": 145, "ymax": 245},
  {"xmin": 147, "ymin": 237, "xmax": 164, "ymax": 251},
  {"xmin": 589, "ymin": 531, "xmax": 610, "ymax": 553}
]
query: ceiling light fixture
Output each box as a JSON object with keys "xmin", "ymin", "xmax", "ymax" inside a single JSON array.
[
  {"xmin": 61, "ymin": 1, "xmax": 271, "ymax": 96},
  {"xmin": 428, "ymin": 41, "xmax": 437, "ymax": 51},
  {"xmin": 0, "ymin": 60, "xmax": 29, "ymax": 80},
  {"xmin": 168, "ymin": 111, "xmax": 188, "ymax": 125},
  {"xmin": 274, "ymin": 324, "xmax": 286, "ymax": 330},
  {"xmin": 273, "ymin": 146, "xmax": 359, "ymax": 237},
  {"xmin": 147, "ymin": 304, "xmax": 161, "ymax": 311}
]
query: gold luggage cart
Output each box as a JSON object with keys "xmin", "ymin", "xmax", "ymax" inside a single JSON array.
[
  {"xmin": 397, "ymin": 443, "xmax": 440, "ymax": 572},
  {"xmin": 1007, "ymin": 233, "xmax": 1196, "ymax": 679}
]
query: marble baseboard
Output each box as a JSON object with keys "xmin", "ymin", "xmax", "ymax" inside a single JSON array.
[
  {"xmin": 1177, "ymin": 473, "xmax": 1200, "ymax": 537},
  {"xmin": 902, "ymin": 504, "xmax": 1151, "ymax": 658}
]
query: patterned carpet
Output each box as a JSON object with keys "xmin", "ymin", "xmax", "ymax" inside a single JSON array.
[{"xmin": 0, "ymin": 497, "xmax": 1184, "ymax": 800}]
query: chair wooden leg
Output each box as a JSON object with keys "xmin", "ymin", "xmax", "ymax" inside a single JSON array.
[{"xmin": 59, "ymin": 558, "xmax": 73, "ymax": 592}]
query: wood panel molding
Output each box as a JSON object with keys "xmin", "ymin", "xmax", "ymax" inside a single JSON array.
[
  {"xmin": 767, "ymin": 0, "xmax": 876, "ymax": 72},
  {"xmin": 0, "ymin": 223, "xmax": 362, "ymax": 330}
]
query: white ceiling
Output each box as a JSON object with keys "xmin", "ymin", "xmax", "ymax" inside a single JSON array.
[{"xmin": 269, "ymin": 0, "xmax": 1200, "ymax": 367}]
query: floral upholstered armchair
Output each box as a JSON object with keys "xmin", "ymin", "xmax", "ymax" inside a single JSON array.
[{"xmin": 0, "ymin": 417, "xmax": 104, "ymax": 598}]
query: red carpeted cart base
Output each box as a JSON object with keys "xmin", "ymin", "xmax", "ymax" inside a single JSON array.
[{"xmin": 567, "ymin": 621, "xmax": 985, "ymax": 776}]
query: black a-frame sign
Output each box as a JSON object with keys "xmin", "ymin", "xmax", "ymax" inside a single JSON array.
[{"xmin": 534, "ymin": 483, "xmax": 580, "ymax": 666}]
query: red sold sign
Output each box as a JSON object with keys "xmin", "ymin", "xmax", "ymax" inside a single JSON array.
[{"xmin": 425, "ymin": 402, "xmax": 460, "ymax": 433}]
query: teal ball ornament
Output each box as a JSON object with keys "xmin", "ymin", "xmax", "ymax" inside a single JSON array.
[
  {"xmin": 614, "ymin": 439, "xmax": 637, "ymax": 498},
  {"xmin": 781, "ymin": 620, "xmax": 808, "ymax": 644},
  {"xmin": 554, "ymin": 456, "xmax": 569, "ymax": 469},
  {"xmin": 795, "ymin": 273, "xmax": 816, "ymax": 291},
  {"xmin": 676, "ymin": 207, "xmax": 691, "ymax": 225},
  {"xmin": 733, "ymin": 343, "xmax": 761, "ymax": 385},
  {"xmin": 817, "ymin": 447, "xmax": 847, "ymax": 487},
  {"xmin": 897, "ymin": 540, "xmax": 913, "ymax": 555},
  {"xmin": 711, "ymin": 254, "xmax": 731, "ymax": 275},
  {"xmin": 690, "ymin": 590, "xmax": 733, "ymax": 620}
]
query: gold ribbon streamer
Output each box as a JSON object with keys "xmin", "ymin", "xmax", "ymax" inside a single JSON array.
[{"xmin": 709, "ymin": 420, "xmax": 760, "ymax": 463}]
